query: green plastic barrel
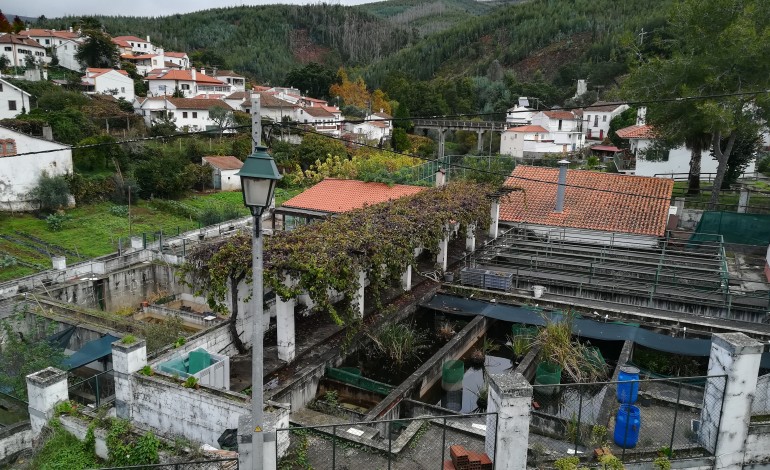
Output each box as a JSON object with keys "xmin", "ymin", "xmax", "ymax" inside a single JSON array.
[
  {"xmin": 188, "ymin": 349, "xmax": 211, "ymax": 374},
  {"xmin": 443, "ymin": 360, "xmax": 465, "ymax": 385}
]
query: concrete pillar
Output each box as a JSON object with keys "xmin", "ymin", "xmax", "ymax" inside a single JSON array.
[
  {"xmin": 738, "ymin": 187, "xmax": 750, "ymax": 213},
  {"xmin": 674, "ymin": 197, "xmax": 685, "ymax": 216},
  {"xmin": 485, "ymin": 372, "xmax": 531, "ymax": 470},
  {"xmin": 238, "ymin": 414, "xmax": 278, "ymax": 470},
  {"xmin": 401, "ymin": 265, "xmax": 412, "ymax": 292},
  {"xmin": 276, "ymin": 276, "xmax": 296, "ymax": 363},
  {"xmin": 438, "ymin": 129, "xmax": 447, "ymax": 160},
  {"xmin": 477, "ymin": 130, "xmax": 484, "ymax": 153},
  {"xmin": 297, "ymin": 292, "xmax": 315, "ymax": 310},
  {"xmin": 51, "ymin": 256, "xmax": 66, "ymax": 270},
  {"xmin": 489, "ymin": 200, "xmax": 500, "ymax": 239},
  {"xmin": 353, "ymin": 269, "xmax": 366, "ymax": 318},
  {"xmin": 435, "ymin": 168, "xmax": 446, "ymax": 187},
  {"xmin": 700, "ymin": 333, "xmax": 762, "ymax": 470},
  {"xmin": 466, "ymin": 223, "xmax": 476, "ymax": 252},
  {"xmin": 130, "ymin": 237, "xmax": 143, "ymax": 249},
  {"xmin": 26, "ymin": 367, "xmax": 69, "ymax": 437},
  {"xmin": 437, "ymin": 235, "xmax": 449, "ymax": 271},
  {"xmin": 112, "ymin": 338, "xmax": 147, "ymax": 420}
]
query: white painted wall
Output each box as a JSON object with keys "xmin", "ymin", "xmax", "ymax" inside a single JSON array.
[
  {"xmin": 0, "ymin": 80, "xmax": 31, "ymax": 119},
  {"xmin": 89, "ymin": 70, "xmax": 135, "ymax": 102},
  {"xmin": 0, "ymin": 43, "xmax": 49, "ymax": 67},
  {"xmin": 0, "ymin": 425, "xmax": 32, "ymax": 464},
  {"xmin": 0, "ymin": 129, "xmax": 73, "ymax": 211},
  {"xmin": 52, "ymin": 39, "xmax": 83, "ymax": 72},
  {"xmin": 632, "ymin": 138, "xmax": 756, "ymax": 178},
  {"xmin": 503, "ymin": 223, "xmax": 660, "ymax": 248},
  {"xmin": 584, "ymin": 105, "xmax": 629, "ymax": 141}
]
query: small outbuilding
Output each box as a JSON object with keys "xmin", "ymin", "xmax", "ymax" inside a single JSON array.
[{"xmin": 202, "ymin": 155, "xmax": 243, "ymax": 191}]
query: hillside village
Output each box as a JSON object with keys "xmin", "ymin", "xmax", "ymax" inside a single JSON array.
[{"xmin": 1, "ymin": 1, "xmax": 770, "ymax": 470}]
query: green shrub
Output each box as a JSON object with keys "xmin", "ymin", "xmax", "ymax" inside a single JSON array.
[
  {"xmin": 109, "ymin": 205, "xmax": 129, "ymax": 217},
  {"xmin": 45, "ymin": 213, "xmax": 70, "ymax": 232},
  {"xmin": 183, "ymin": 376, "xmax": 199, "ymax": 388},
  {"xmin": 554, "ymin": 456, "xmax": 580, "ymax": 470},
  {"xmin": 151, "ymin": 199, "xmax": 201, "ymax": 220},
  {"xmin": 757, "ymin": 153, "xmax": 770, "ymax": 176},
  {"xmin": 30, "ymin": 171, "xmax": 70, "ymax": 213}
]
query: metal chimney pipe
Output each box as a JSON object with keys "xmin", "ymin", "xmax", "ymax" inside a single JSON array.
[{"xmin": 555, "ymin": 159, "xmax": 569, "ymax": 213}]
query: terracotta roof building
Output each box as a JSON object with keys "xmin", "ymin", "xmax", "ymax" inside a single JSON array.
[
  {"xmin": 499, "ymin": 165, "xmax": 673, "ymax": 239},
  {"xmin": 274, "ymin": 179, "xmax": 427, "ymax": 228},
  {"xmin": 615, "ymin": 124, "xmax": 656, "ymax": 139}
]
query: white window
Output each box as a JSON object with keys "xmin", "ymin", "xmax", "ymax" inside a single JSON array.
[
  {"xmin": 182, "ymin": 112, "xmax": 188, "ymax": 118},
  {"xmin": 0, "ymin": 84, "xmax": 3, "ymax": 92},
  {"xmin": 8, "ymin": 100, "xmax": 16, "ymax": 111},
  {"xmin": 603, "ymin": 115, "xmax": 607, "ymax": 122},
  {"xmin": 121, "ymin": 87, "xmax": 125, "ymax": 92},
  {"xmin": 45, "ymin": 39, "xmax": 50, "ymax": 45},
  {"xmin": 3, "ymin": 47, "xmax": 10, "ymax": 51},
  {"xmin": 181, "ymin": 84, "xmax": 190, "ymax": 90},
  {"xmin": 192, "ymin": 112, "xmax": 197, "ymax": 118}
]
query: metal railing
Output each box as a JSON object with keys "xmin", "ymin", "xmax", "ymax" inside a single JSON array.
[
  {"xmin": 277, "ymin": 412, "xmax": 498, "ymax": 469},
  {"xmin": 530, "ymin": 375, "xmax": 727, "ymax": 463},
  {"xmin": 68, "ymin": 369, "xmax": 115, "ymax": 409}
]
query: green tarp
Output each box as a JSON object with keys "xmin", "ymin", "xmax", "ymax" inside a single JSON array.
[
  {"xmin": 690, "ymin": 211, "xmax": 770, "ymax": 246},
  {"xmin": 63, "ymin": 334, "xmax": 120, "ymax": 370}
]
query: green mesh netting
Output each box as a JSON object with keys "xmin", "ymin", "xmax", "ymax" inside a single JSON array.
[
  {"xmin": 325, "ymin": 367, "xmax": 393, "ymax": 396},
  {"xmin": 690, "ymin": 211, "xmax": 770, "ymax": 246},
  {"xmin": 442, "ymin": 360, "xmax": 465, "ymax": 384}
]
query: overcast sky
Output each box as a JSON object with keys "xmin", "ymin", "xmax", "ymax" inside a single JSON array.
[{"xmin": 3, "ymin": 0, "xmax": 375, "ymax": 18}]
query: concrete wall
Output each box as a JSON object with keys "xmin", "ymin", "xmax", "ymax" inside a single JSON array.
[
  {"xmin": 132, "ymin": 373, "xmax": 250, "ymax": 445},
  {"xmin": 745, "ymin": 423, "xmax": 770, "ymax": 465},
  {"xmin": 503, "ymin": 223, "xmax": 659, "ymax": 248},
  {"xmin": 0, "ymin": 129, "xmax": 72, "ymax": 211},
  {"xmin": 679, "ymin": 209, "xmax": 703, "ymax": 231},
  {"xmin": 0, "ymin": 422, "xmax": 31, "ymax": 465}
]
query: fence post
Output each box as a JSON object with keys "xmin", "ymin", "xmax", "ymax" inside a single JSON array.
[
  {"xmin": 388, "ymin": 422, "xmax": 392, "ymax": 470},
  {"xmin": 441, "ymin": 417, "xmax": 447, "ymax": 470},
  {"xmin": 332, "ymin": 425, "xmax": 337, "ymax": 469},
  {"xmin": 95, "ymin": 374, "xmax": 100, "ymax": 408},
  {"xmin": 669, "ymin": 379, "xmax": 683, "ymax": 451},
  {"xmin": 700, "ymin": 333, "xmax": 762, "ymax": 470},
  {"xmin": 486, "ymin": 373, "xmax": 531, "ymax": 470},
  {"xmin": 574, "ymin": 390, "xmax": 583, "ymax": 452}
]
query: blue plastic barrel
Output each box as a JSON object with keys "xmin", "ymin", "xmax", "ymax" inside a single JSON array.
[
  {"xmin": 617, "ymin": 365, "xmax": 640, "ymax": 404},
  {"xmin": 613, "ymin": 404, "xmax": 641, "ymax": 448}
]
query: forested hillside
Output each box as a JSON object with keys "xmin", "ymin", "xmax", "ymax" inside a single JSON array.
[
  {"xmin": 357, "ymin": 0, "xmax": 507, "ymax": 36},
  {"xmin": 37, "ymin": 5, "xmax": 412, "ymax": 84},
  {"xmin": 364, "ymin": 0, "xmax": 671, "ymax": 87}
]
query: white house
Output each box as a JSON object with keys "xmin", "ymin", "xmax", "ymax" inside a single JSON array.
[
  {"xmin": 164, "ymin": 52, "xmax": 190, "ymax": 69},
  {"xmin": 0, "ymin": 79, "xmax": 31, "ymax": 119},
  {"xmin": 0, "ymin": 126, "xmax": 73, "ymax": 211},
  {"xmin": 145, "ymin": 69, "xmax": 232, "ymax": 98},
  {"xmin": 499, "ymin": 125, "xmax": 559, "ymax": 159},
  {"xmin": 82, "ymin": 68, "xmax": 135, "ymax": 102},
  {"xmin": 584, "ymin": 101, "xmax": 630, "ymax": 142},
  {"xmin": 297, "ymin": 106, "xmax": 341, "ymax": 137},
  {"xmin": 0, "ymin": 35, "xmax": 49, "ymax": 68},
  {"xmin": 254, "ymin": 92, "xmax": 300, "ymax": 122},
  {"xmin": 112, "ymin": 36, "xmax": 157, "ymax": 54},
  {"xmin": 121, "ymin": 50, "xmax": 165, "ymax": 76},
  {"xmin": 19, "ymin": 28, "xmax": 82, "ymax": 72},
  {"xmin": 135, "ymin": 97, "xmax": 234, "ymax": 132},
  {"xmin": 531, "ymin": 110, "xmax": 585, "ymax": 152},
  {"xmin": 211, "ymin": 70, "xmax": 246, "ymax": 93},
  {"xmin": 506, "ymin": 97, "xmax": 536, "ymax": 126},
  {"xmin": 345, "ymin": 111, "xmax": 392, "ymax": 144},
  {"xmin": 202, "ymin": 155, "xmax": 243, "ymax": 191}
]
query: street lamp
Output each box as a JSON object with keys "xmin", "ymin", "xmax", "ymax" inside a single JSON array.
[{"xmin": 236, "ymin": 146, "xmax": 282, "ymax": 470}]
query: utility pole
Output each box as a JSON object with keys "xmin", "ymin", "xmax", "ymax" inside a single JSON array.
[{"xmin": 252, "ymin": 93, "xmax": 262, "ymax": 151}]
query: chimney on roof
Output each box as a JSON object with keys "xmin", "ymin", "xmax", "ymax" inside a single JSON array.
[
  {"xmin": 69, "ymin": 27, "xmax": 73, "ymax": 33},
  {"xmin": 42, "ymin": 125, "xmax": 54, "ymax": 141},
  {"xmin": 555, "ymin": 160, "xmax": 569, "ymax": 213},
  {"xmin": 146, "ymin": 35, "xmax": 151, "ymax": 43},
  {"xmin": 200, "ymin": 67, "xmax": 206, "ymax": 76},
  {"xmin": 191, "ymin": 67, "xmax": 196, "ymax": 82}
]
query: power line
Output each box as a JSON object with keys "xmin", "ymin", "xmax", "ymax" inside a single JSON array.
[{"xmin": 271, "ymin": 122, "xmax": 675, "ymax": 202}]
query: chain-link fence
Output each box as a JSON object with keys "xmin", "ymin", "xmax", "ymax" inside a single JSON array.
[
  {"xmin": 752, "ymin": 373, "xmax": 770, "ymax": 418},
  {"xmin": 530, "ymin": 375, "xmax": 727, "ymax": 463},
  {"xmin": 277, "ymin": 413, "xmax": 498, "ymax": 469},
  {"xmin": 91, "ymin": 458, "xmax": 238, "ymax": 469},
  {"xmin": 68, "ymin": 369, "xmax": 115, "ymax": 409}
]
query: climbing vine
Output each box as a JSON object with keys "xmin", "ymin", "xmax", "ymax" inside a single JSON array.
[{"xmin": 180, "ymin": 181, "xmax": 494, "ymax": 326}]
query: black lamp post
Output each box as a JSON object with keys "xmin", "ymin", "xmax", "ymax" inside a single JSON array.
[{"xmin": 236, "ymin": 146, "xmax": 281, "ymax": 470}]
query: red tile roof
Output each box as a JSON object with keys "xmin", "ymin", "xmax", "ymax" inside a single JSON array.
[
  {"xmin": 281, "ymin": 178, "xmax": 427, "ymax": 214},
  {"xmin": 257, "ymin": 92, "xmax": 298, "ymax": 108},
  {"xmin": 589, "ymin": 101, "xmax": 627, "ymax": 113},
  {"xmin": 616, "ymin": 124, "xmax": 655, "ymax": 139},
  {"xmin": 113, "ymin": 35, "xmax": 149, "ymax": 43},
  {"xmin": 0, "ymin": 35, "xmax": 44, "ymax": 48},
  {"xmin": 543, "ymin": 110, "xmax": 577, "ymax": 120},
  {"xmin": 500, "ymin": 166, "xmax": 673, "ymax": 237},
  {"xmin": 507, "ymin": 125, "xmax": 548, "ymax": 133},
  {"xmin": 301, "ymin": 106, "xmax": 335, "ymax": 118},
  {"xmin": 86, "ymin": 68, "xmax": 129, "ymax": 77},
  {"xmin": 146, "ymin": 70, "xmax": 227, "ymax": 85},
  {"xmin": 590, "ymin": 145, "xmax": 621, "ymax": 152},
  {"xmin": 202, "ymin": 156, "xmax": 243, "ymax": 170},
  {"xmin": 165, "ymin": 51, "xmax": 188, "ymax": 58},
  {"xmin": 20, "ymin": 29, "xmax": 79, "ymax": 40}
]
